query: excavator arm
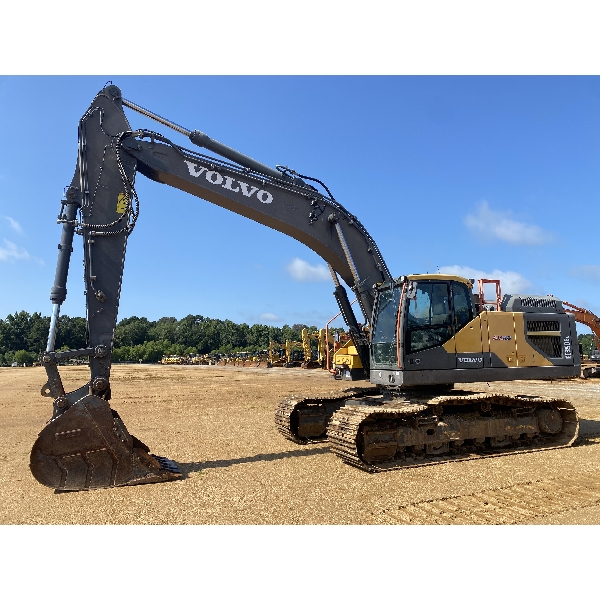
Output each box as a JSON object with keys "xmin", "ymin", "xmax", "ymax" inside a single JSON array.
[
  {"xmin": 563, "ymin": 301, "xmax": 600, "ymax": 353},
  {"xmin": 31, "ymin": 84, "xmax": 391, "ymax": 491}
]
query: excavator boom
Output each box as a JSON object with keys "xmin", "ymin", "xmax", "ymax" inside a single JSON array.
[
  {"xmin": 31, "ymin": 84, "xmax": 390, "ymax": 491},
  {"xmin": 563, "ymin": 301, "xmax": 600, "ymax": 350}
]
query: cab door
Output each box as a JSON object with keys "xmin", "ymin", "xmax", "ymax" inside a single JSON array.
[
  {"xmin": 449, "ymin": 281, "xmax": 484, "ymax": 369},
  {"xmin": 403, "ymin": 280, "xmax": 456, "ymax": 370},
  {"xmin": 371, "ymin": 286, "xmax": 402, "ymax": 368}
]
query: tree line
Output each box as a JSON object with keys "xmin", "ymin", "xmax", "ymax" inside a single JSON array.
[
  {"xmin": 0, "ymin": 311, "xmax": 342, "ymax": 365},
  {"xmin": 2, "ymin": 310, "xmax": 597, "ymax": 366}
]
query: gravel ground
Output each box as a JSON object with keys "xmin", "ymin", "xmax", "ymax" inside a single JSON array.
[{"xmin": 2, "ymin": 364, "xmax": 600, "ymax": 525}]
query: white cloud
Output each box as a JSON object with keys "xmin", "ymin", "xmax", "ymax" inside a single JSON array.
[
  {"xmin": 0, "ymin": 239, "xmax": 31, "ymax": 262},
  {"xmin": 2, "ymin": 216, "xmax": 23, "ymax": 235},
  {"xmin": 568, "ymin": 265, "xmax": 600, "ymax": 283},
  {"xmin": 439, "ymin": 264, "xmax": 532, "ymax": 295},
  {"xmin": 464, "ymin": 200, "xmax": 553, "ymax": 246},
  {"xmin": 259, "ymin": 312, "xmax": 282, "ymax": 322},
  {"xmin": 286, "ymin": 258, "xmax": 330, "ymax": 282}
]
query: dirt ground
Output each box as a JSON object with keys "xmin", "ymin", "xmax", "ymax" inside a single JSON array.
[{"xmin": 2, "ymin": 364, "xmax": 600, "ymax": 525}]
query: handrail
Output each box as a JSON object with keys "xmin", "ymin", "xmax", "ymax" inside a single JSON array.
[{"xmin": 478, "ymin": 279, "xmax": 502, "ymax": 312}]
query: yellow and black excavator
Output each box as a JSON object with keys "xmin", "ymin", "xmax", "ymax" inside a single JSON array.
[{"xmin": 31, "ymin": 85, "xmax": 581, "ymax": 491}]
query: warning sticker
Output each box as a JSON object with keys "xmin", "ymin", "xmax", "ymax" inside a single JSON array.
[{"xmin": 116, "ymin": 193, "xmax": 128, "ymax": 214}]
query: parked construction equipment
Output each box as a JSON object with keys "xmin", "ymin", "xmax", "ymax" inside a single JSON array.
[
  {"xmin": 331, "ymin": 335, "xmax": 363, "ymax": 380},
  {"xmin": 562, "ymin": 302, "xmax": 600, "ymax": 378},
  {"xmin": 159, "ymin": 355, "xmax": 186, "ymax": 365},
  {"xmin": 32, "ymin": 85, "xmax": 583, "ymax": 491},
  {"xmin": 301, "ymin": 328, "xmax": 333, "ymax": 369}
]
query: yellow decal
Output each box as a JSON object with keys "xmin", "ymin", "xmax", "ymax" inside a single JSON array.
[
  {"xmin": 487, "ymin": 312, "xmax": 518, "ymax": 366},
  {"xmin": 116, "ymin": 193, "xmax": 128, "ymax": 214},
  {"xmin": 444, "ymin": 315, "xmax": 483, "ymax": 353}
]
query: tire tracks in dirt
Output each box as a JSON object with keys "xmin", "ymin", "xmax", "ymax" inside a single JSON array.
[{"xmin": 380, "ymin": 470, "xmax": 600, "ymax": 524}]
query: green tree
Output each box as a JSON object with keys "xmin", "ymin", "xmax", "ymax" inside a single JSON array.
[
  {"xmin": 175, "ymin": 315, "xmax": 206, "ymax": 348},
  {"xmin": 0, "ymin": 311, "xmax": 50, "ymax": 355},
  {"xmin": 248, "ymin": 324, "xmax": 271, "ymax": 350},
  {"xmin": 281, "ymin": 324, "xmax": 302, "ymax": 342},
  {"xmin": 2, "ymin": 311, "xmax": 32, "ymax": 350},
  {"xmin": 141, "ymin": 340, "xmax": 182, "ymax": 363},
  {"xmin": 27, "ymin": 312, "xmax": 50, "ymax": 354},
  {"xmin": 220, "ymin": 319, "xmax": 246, "ymax": 351},
  {"xmin": 112, "ymin": 346, "xmax": 131, "ymax": 362},
  {"xmin": 55, "ymin": 315, "xmax": 86, "ymax": 350},
  {"xmin": 2, "ymin": 351, "xmax": 16, "ymax": 366},
  {"xmin": 148, "ymin": 317, "xmax": 178, "ymax": 344},
  {"xmin": 14, "ymin": 349, "xmax": 35, "ymax": 365},
  {"xmin": 198, "ymin": 319, "xmax": 222, "ymax": 353},
  {"xmin": 115, "ymin": 316, "xmax": 153, "ymax": 347},
  {"xmin": 578, "ymin": 334, "xmax": 597, "ymax": 355}
]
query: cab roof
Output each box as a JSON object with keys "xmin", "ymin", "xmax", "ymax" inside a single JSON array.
[{"xmin": 407, "ymin": 274, "xmax": 473, "ymax": 288}]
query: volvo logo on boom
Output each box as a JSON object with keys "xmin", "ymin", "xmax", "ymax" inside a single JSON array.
[{"xmin": 184, "ymin": 160, "xmax": 274, "ymax": 204}]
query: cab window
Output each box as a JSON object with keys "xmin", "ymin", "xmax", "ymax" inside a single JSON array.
[
  {"xmin": 406, "ymin": 282, "xmax": 453, "ymax": 354},
  {"xmin": 452, "ymin": 281, "xmax": 473, "ymax": 331},
  {"xmin": 372, "ymin": 287, "xmax": 401, "ymax": 365}
]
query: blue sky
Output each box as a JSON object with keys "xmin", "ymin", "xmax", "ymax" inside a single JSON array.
[{"xmin": 0, "ymin": 76, "xmax": 599, "ymax": 333}]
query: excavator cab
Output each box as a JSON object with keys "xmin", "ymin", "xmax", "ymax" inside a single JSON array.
[
  {"xmin": 370, "ymin": 274, "xmax": 581, "ymax": 388},
  {"xmin": 370, "ymin": 275, "xmax": 475, "ymax": 382}
]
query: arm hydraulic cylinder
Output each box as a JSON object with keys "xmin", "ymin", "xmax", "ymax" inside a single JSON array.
[{"xmin": 47, "ymin": 195, "xmax": 79, "ymax": 351}]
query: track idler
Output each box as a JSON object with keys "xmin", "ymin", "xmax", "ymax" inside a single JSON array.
[{"xmin": 30, "ymin": 394, "xmax": 182, "ymax": 491}]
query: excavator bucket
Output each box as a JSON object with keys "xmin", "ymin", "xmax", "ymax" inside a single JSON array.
[{"xmin": 30, "ymin": 395, "xmax": 182, "ymax": 491}]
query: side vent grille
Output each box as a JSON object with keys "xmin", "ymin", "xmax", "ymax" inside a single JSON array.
[
  {"xmin": 526, "ymin": 320, "xmax": 560, "ymax": 332},
  {"xmin": 521, "ymin": 297, "xmax": 558, "ymax": 309},
  {"xmin": 527, "ymin": 335, "xmax": 562, "ymax": 358}
]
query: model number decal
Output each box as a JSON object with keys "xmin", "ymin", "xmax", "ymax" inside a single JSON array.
[
  {"xmin": 116, "ymin": 193, "xmax": 128, "ymax": 214},
  {"xmin": 184, "ymin": 160, "xmax": 274, "ymax": 204},
  {"xmin": 492, "ymin": 335, "xmax": 512, "ymax": 341},
  {"xmin": 564, "ymin": 335, "xmax": 572, "ymax": 359}
]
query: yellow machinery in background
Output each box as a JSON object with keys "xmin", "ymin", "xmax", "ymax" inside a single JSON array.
[
  {"xmin": 324, "ymin": 300, "xmax": 366, "ymax": 380},
  {"xmin": 301, "ymin": 328, "xmax": 334, "ymax": 369},
  {"xmin": 159, "ymin": 355, "xmax": 186, "ymax": 365},
  {"xmin": 331, "ymin": 335, "xmax": 364, "ymax": 380}
]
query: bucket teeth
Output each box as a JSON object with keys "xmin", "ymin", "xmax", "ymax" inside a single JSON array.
[
  {"xmin": 152, "ymin": 455, "xmax": 182, "ymax": 474},
  {"xmin": 30, "ymin": 394, "xmax": 182, "ymax": 491}
]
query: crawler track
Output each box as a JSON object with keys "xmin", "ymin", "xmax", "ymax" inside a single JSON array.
[
  {"xmin": 274, "ymin": 388, "xmax": 380, "ymax": 444},
  {"xmin": 326, "ymin": 392, "xmax": 579, "ymax": 472}
]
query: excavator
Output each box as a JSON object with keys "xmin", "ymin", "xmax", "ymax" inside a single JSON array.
[
  {"xmin": 30, "ymin": 84, "xmax": 581, "ymax": 491},
  {"xmin": 563, "ymin": 301, "xmax": 600, "ymax": 378}
]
